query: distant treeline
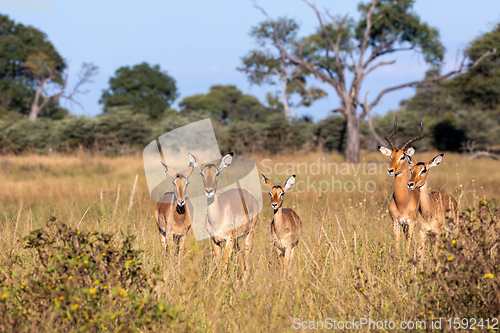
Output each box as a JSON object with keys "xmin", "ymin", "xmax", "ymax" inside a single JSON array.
[{"xmin": 1, "ymin": 96, "xmax": 498, "ymax": 156}]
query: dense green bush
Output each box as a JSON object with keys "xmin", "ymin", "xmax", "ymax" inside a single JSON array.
[{"xmin": 0, "ymin": 220, "xmax": 174, "ymax": 332}]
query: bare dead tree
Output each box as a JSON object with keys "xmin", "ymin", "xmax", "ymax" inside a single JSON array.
[
  {"xmin": 253, "ymin": 0, "xmax": 496, "ymax": 162},
  {"xmin": 28, "ymin": 61, "xmax": 98, "ymax": 121}
]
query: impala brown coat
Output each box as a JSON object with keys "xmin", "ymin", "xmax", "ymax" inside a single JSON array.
[
  {"xmin": 154, "ymin": 162, "xmax": 194, "ymax": 266},
  {"xmin": 263, "ymin": 174, "xmax": 302, "ymax": 277},
  {"xmin": 407, "ymin": 154, "xmax": 458, "ymax": 260},
  {"xmin": 379, "ymin": 118, "xmax": 424, "ymax": 254},
  {"xmin": 189, "ymin": 152, "xmax": 259, "ymax": 275}
]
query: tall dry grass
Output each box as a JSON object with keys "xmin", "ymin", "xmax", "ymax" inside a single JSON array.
[{"xmin": 0, "ymin": 151, "xmax": 499, "ymax": 331}]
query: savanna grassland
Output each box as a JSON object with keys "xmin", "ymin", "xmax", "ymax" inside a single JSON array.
[{"xmin": 0, "ymin": 151, "xmax": 499, "ymax": 332}]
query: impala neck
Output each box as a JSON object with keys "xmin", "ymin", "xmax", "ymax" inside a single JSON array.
[
  {"xmin": 176, "ymin": 203, "xmax": 185, "ymax": 215},
  {"xmin": 394, "ymin": 166, "xmax": 411, "ymax": 206},
  {"xmin": 418, "ymin": 182, "xmax": 433, "ymax": 218}
]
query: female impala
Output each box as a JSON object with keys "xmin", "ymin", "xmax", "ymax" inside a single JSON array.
[
  {"xmin": 378, "ymin": 118, "xmax": 424, "ymax": 255},
  {"xmin": 155, "ymin": 162, "xmax": 194, "ymax": 266},
  {"xmin": 262, "ymin": 174, "xmax": 302, "ymax": 277},
  {"xmin": 406, "ymin": 153, "xmax": 458, "ymax": 259},
  {"xmin": 188, "ymin": 152, "xmax": 259, "ymax": 275}
]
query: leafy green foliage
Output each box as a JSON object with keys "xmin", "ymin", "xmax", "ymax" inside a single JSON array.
[
  {"xmin": 179, "ymin": 85, "xmax": 266, "ymax": 123},
  {"xmin": 0, "ymin": 14, "xmax": 65, "ymax": 116},
  {"xmin": 0, "ymin": 111, "xmax": 153, "ymax": 155},
  {"xmin": 0, "ymin": 220, "xmax": 174, "ymax": 332},
  {"xmin": 451, "ymin": 23, "xmax": 500, "ymax": 109},
  {"xmin": 100, "ymin": 63, "xmax": 178, "ymax": 120},
  {"xmin": 356, "ymin": 0, "xmax": 444, "ymax": 66}
]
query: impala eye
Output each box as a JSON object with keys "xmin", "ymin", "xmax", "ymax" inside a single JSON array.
[
  {"xmin": 279, "ymin": 192, "xmax": 284, "ymax": 197},
  {"xmin": 400, "ymin": 155, "xmax": 405, "ymax": 160},
  {"xmin": 421, "ymin": 168, "xmax": 427, "ymax": 174},
  {"xmin": 269, "ymin": 192, "xmax": 272, "ymax": 197}
]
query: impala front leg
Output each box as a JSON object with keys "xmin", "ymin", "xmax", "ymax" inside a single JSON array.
[
  {"xmin": 165, "ymin": 233, "xmax": 174, "ymax": 256},
  {"xmin": 244, "ymin": 230, "xmax": 254, "ymax": 273},
  {"xmin": 393, "ymin": 218, "xmax": 401, "ymax": 251},
  {"xmin": 222, "ymin": 236, "xmax": 235, "ymax": 274},
  {"xmin": 283, "ymin": 246, "xmax": 292, "ymax": 279},
  {"xmin": 406, "ymin": 218, "xmax": 415, "ymax": 257},
  {"xmin": 212, "ymin": 238, "xmax": 222, "ymax": 271},
  {"xmin": 178, "ymin": 235, "xmax": 186, "ymax": 268},
  {"xmin": 418, "ymin": 229, "xmax": 427, "ymax": 268}
]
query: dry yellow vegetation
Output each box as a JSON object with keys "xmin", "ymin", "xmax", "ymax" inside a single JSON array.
[{"xmin": 0, "ymin": 151, "xmax": 499, "ymax": 331}]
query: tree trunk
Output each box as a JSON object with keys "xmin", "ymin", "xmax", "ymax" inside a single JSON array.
[
  {"xmin": 29, "ymin": 103, "xmax": 40, "ymax": 121},
  {"xmin": 345, "ymin": 112, "xmax": 360, "ymax": 163},
  {"xmin": 29, "ymin": 88, "xmax": 42, "ymax": 122},
  {"xmin": 281, "ymin": 80, "xmax": 290, "ymax": 120}
]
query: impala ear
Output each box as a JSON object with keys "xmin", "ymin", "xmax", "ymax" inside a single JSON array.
[
  {"xmin": 160, "ymin": 161, "xmax": 176, "ymax": 179},
  {"xmin": 184, "ymin": 162, "xmax": 194, "ymax": 178},
  {"xmin": 428, "ymin": 153, "xmax": 444, "ymax": 169},
  {"xmin": 283, "ymin": 175, "xmax": 296, "ymax": 192},
  {"xmin": 405, "ymin": 155, "xmax": 416, "ymax": 166},
  {"xmin": 188, "ymin": 153, "xmax": 202, "ymax": 170},
  {"xmin": 218, "ymin": 152, "xmax": 234, "ymax": 171},
  {"xmin": 262, "ymin": 174, "xmax": 273, "ymax": 191},
  {"xmin": 379, "ymin": 146, "xmax": 392, "ymax": 157},
  {"xmin": 406, "ymin": 147, "xmax": 415, "ymax": 156}
]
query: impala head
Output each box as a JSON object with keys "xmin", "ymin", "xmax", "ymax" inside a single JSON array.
[
  {"xmin": 378, "ymin": 117, "xmax": 424, "ymax": 176},
  {"xmin": 188, "ymin": 152, "xmax": 234, "ymax": 198},
  {"xmin": 262, "ymin": 174, "xmax": 296, "ymax": 212},
  {"xmin": 406, "ymin": 153, "xmax": 444, "ymax": 190},
  {"xmin": 160, "ymin": 161, "xmax": 194, "ymax": 207}
]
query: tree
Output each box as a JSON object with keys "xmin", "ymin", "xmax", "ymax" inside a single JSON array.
[
  {"xmin": 100, "ymin": 63, "xmax": 178, "ymax": 120},
  {"xmin": 450, "ymin": 23, "xmax": 500, "ymax": 109},
  {"xmin": 24, "ymin": 54, "xmax": 98, "ymax": 121},
  {"xmin": 0, "ymin": 14, "xmax": 65, "ymax": 116},
  {"xmin": 179, "ymin": 85, "xmax": 266, "ymax": 123},
  {"xmin": 245, "ymin": 0, "xmax": 495, "ymax": 162},
  {"xmin": 238, "ymin": 50, "xmax": 327, "ymax": 119}
]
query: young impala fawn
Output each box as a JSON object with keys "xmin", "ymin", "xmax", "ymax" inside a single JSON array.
[
  {"xmin": 154, "ymin": 162, "xmax": 194, "ymax": 266},
  {"xmin": 406, "ymin": 153, "xmax": 458, "ymax": 260},
  {"xmin": 262, "ymin": 174, "xmax": 302, "ymax": 277},
  {"xmin": 188, "ymin": 152, "xmax": 259, "ymax": 275},
  {"xmin": 379, "ymin": 118, "xmax": 424, "ymax": 255}
]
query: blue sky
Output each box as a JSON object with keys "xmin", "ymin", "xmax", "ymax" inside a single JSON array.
[{"xmin": 4, "ymin": 0, "xmax": 500, "ymax": 121}]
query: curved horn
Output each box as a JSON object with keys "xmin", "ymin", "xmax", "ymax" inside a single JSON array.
[
  {"xmin": 401, "ymin": 119, "xmax": 424, "ymax": 150},
  {"xmin": 384, "ymin": 117, "xmax": 397, "ymax": 150}
]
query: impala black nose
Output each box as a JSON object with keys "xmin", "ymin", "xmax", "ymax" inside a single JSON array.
[
  {"xmin": 407, "ymin": 182, "xmax": 415, "ymax": 189},
  {"xmin": 388, "ymin": 168, "xmax": 395, "ymax": 174}
]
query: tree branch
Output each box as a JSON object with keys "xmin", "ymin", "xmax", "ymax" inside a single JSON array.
[
  {"xmin": 253, "ymin": 2, "xmax": 342, "ymax": 95},
  {"xmin": 303, "ymin": 0, "xmax": 346, "ymax": 87},
  {"xmin": 362, "ymin": 60, "xmax": 396, "ymax": 79},
  {"xmin": 359, "ymin": 0, "xmax": 377, "ymax": 68},
  {"xmin": 367, "ymin": 48, "xmax": 497, "ymax": 110}
]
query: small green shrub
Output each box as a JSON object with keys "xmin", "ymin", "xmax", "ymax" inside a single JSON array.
[
  {"xmin": 0, "ymin": 219, "xmax": 174, "ymax": 332},
  {"xmin": 416, "ymin": 200, "xmax": 500, "ymax": 321}
]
